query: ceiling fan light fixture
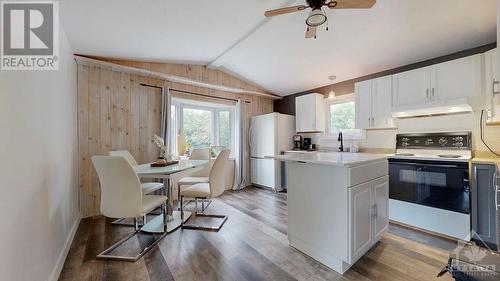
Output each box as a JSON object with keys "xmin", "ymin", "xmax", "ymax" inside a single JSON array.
[{"xmin": 306, "ymin": 8, "xmax": 327, "ymax": 27}]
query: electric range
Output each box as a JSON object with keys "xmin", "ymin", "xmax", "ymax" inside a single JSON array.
[{"xmin": 388, "ymin": 132, "xmax": 472, "ymax": 240}]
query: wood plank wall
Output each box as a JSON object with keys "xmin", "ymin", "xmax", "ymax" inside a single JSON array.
[{"xmin": 78, "ymin": 60, "xmax": 273, "ymax": 218}]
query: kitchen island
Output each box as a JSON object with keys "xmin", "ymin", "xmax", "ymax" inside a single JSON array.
[{"xmin": 270, "ymin": 152, "xmax": 389, "ymax": 274}]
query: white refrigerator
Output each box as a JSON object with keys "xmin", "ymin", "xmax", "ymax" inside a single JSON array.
[{"xmin": 249, "ymin": 113, "xmax": 295, "ymax": 191}]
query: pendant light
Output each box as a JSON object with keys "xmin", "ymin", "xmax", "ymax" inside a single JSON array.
[{"xmin": 328, "ymin": 75, "xmax": 336, "ymax": 99}]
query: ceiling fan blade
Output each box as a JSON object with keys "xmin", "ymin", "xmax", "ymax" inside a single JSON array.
[
  {"xmin": 327, "ymin": 0, "xmax": 376, "ymax": 9},
  {"xmin": 264, "ymin": 5, "xmax": 307, "ymax": 17},
  {"xmin": 305, "ymin": 26, "xmax": 317, "ymax": 39}
]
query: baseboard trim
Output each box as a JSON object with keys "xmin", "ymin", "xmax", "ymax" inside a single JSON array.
[
  {"xmin": 49, "ymin": 216, "xmax": 81, "ymax": 281},
  {"xmin": 390, "ymin": 220, "xmax": 459, "ymax": 242}
]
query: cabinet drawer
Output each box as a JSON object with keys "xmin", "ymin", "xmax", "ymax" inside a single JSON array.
[{"xmin": 349, "ymin": 160, "xmax": 388, "ymax": 187}]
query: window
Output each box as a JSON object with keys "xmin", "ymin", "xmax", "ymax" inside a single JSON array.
[
  {"xmin": 183, "ymin": 107, "xmax": 212, "ymax": 149},
  {"xmin": 327, "ymin": 94, "xmax": 363, "ymax": 139},
  {"xmin": 171, "ymin": 99, "xmax": 234, "ymax": 156}
]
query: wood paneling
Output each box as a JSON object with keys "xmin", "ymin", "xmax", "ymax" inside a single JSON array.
[
  {"xmin": 275, "ymin": 43, "xmax": 496, "ymax": 115},
  {"xmin": 59, "ymin": 187, "xmax": 456, "ymax": 281},
  {"xmin": 77, "ymin": 59, "xmax": 274, "ymax": 217}
]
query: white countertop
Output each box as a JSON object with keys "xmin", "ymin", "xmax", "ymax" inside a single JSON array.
[{"xmin": 269, "ymin": 152, "xmax": 388, "ymax": 167}]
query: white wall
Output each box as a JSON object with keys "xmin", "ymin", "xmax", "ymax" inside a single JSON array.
[{"xmin": 0, "ymin": 22, "xmax": 79, "ymax": 281}]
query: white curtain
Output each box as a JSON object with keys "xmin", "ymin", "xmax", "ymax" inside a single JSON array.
[
  {"xmin": 233, "ymin": 100, "xmax": 248, "ymax": 190},
  {"xmin": 160, "ymin": 87, "xmax": 173, "ymax": 155}
]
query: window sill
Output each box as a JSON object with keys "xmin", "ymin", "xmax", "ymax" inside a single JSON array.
[{"xmin": 322, "ymin": 133, "xmax": 366, "ymax": 141}]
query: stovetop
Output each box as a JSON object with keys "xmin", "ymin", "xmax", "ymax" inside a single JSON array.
[{"xmin": 392, "ymin": 132, "xmax": 472, "ymax": 162}]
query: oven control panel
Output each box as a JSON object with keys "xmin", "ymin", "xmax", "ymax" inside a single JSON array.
[{"xmin": 396, "ymin": 132, "xmax": 471, "ymax": 149}]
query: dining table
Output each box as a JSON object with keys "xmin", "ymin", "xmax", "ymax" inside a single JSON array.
[{"xmin": 134, "ymin": 159, "xmax": 209, "ymax": 234}]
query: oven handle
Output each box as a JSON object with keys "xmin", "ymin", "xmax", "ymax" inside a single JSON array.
[{"xmin": 389, "ymin": 161, "xmax": 463, "ymax": 169}]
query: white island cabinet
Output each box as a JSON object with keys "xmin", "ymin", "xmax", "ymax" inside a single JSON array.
[{"xmin": 270, "ymin": 152, "xmax": 389, "ymax": 274}]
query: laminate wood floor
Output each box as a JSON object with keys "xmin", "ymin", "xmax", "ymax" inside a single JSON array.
[{"xmin": 59, "ymin": 186, "xmax": 456, "ymax": 281}]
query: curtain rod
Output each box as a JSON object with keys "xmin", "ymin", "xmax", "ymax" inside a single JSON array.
[{"xmin": 140, "ymin": 83, "xmax": 251, "ymax": 104}]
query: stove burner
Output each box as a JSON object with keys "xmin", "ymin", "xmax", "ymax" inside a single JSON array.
[
  {"xmin": 437, "ymin": 154, "xmax": 462, "ymax": 159},
  {"xmin": 394, "ymin": 153, "xmax": 415, "ymax": 156}
]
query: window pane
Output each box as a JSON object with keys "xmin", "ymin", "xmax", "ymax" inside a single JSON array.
[
  {"xmin": 183, "ymin": 108, "xmax": 212, "ymax": 150},
  {"xmin": 218, "ymin": 111, "xmax": 230, "ymax": 149},
  {"xmin": 329, "ymin": 101, "xmax": 357, "ymax": 133}
]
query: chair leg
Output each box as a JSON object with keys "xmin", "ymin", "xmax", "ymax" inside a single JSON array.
[
  {"xmin": 177, "ymin": 183, "xmax": 181, "ymax": 210},
  {"xmin": 180, "ymin": 195, "xmax": 184, "ymax": 228},
  {"xmin": 96, "ymin": 215, "xmax": 168, "ymax": 262},
  {"xmin": 182, "ymin": 197, "xmax": 227, "ymax": 232}
]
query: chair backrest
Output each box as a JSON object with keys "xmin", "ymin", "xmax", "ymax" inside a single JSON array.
[
  {"xmin": 189, "ymin": 148, "xmax": 211, "ymax": 176},
  {"xmin": 109, "ymin": 150, "xmax": 138, "ymax": 167},
  {"xmin": 209, "ymin": 149, "xmax": 230, "ymax": 198},
  {"xmin": 91, "ymin": 156, "xmax": 143, "ymax": 218}
]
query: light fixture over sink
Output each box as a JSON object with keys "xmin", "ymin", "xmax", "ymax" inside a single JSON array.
[{"xmin": 328, "ymin": 75, "xmax": 336, "ymax": 99}]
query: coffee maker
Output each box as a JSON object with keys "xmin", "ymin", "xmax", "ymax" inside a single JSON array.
[
  {"xmin": 293, "ymin": 135, "xmax": 302, "ymax": 150},
  {"xmin": 303, "ymin": 137, "xmax": 312, "ymax": 150}
]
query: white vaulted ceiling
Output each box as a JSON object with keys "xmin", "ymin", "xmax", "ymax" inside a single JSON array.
[{"xmin": 60, "ymin": 0, "xmax": 497, "ymax": 95}]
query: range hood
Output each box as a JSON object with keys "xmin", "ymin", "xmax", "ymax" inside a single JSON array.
[{"xmin": 392, "ymin": 104, "xmax": 473, "ymax": 118}]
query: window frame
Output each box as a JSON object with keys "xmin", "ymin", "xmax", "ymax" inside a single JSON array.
[
  {"xmin": 324, "ymin": 93, "xmax": 365, "ymax": 140},
  {"xmin": 172, "ymin": 100, "xmax": 235, "ymax": 156}
]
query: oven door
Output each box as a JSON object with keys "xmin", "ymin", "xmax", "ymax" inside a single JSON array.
[{"xmin": 389, "ymin": 159, "xmax": 470, "ymax": 214}]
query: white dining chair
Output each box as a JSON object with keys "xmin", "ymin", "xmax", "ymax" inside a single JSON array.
[
  {"xmin": 109, "ymin": 150, "xmax": 164, "ymax": 195},
  {"xmin": 92, "ymin": 156, "xmax": 168, "ymax": 262},
  {"xmin": 177, "ymin": 148, "xmax": 210, "ymax": 209},
  {"xmin": 180, "ymin": 149, "xmax": 230, "ymax": 231}
]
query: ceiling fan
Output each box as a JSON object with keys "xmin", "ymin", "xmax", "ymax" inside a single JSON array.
[{"xmin": 264, "ymin": 0, "xmax": 376, "ymax": 39}]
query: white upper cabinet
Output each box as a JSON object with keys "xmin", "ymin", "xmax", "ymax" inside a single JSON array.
[
  {"xmin": 431, "ymin": 54, "xmax": 483, "ymax": 101},
  {"xmin": 392, "ymin": 67, "xmax": 431, "ymax": 108},
  {"xmin": 355, "ymin": 80, "xmax": 372, "ymax": 129},
  {"xmin": 355, "ymin": 76, "xmax": 394, "ymax": 129},
  {"xmin": 392, "ymin": 54, "xmax": 484, "ymax": 111},
  {"xmin": 484, "ymin": 48, "xmax": 500, "ymax": 121},
  {"xmin": 295, "ymin": 93, "xmax": 325, "ymax": 133},
  {"xmin": 372, "ymin": 76, "xmax": 394, "ymax": 128}
]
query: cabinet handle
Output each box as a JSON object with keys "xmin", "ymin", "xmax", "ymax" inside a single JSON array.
[
  {"xmin": 493, "ymin": 79, "xmax": 499, "ymax": 96},
  {"xmin": 426, "ymin": 89, "xmax": 429, "ymax": 100},
  {"xmin": 431, "ymin": 88, "xmax": 435, "ymax": 98}
]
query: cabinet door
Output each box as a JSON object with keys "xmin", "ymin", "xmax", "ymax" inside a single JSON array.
[
  {"xmin": 349, "ymin": 181, "xmax": 373, "ymax": 262},
  {"xmin": 373, "ymin": 176, "xmax": 389, "ymax": 240},
  {"xmin": 471, "ymin": 164, "xmax": 497, "ymax": 248},
  {"xmin": 295, "ymin": 94, "xmax": 315, "ymax": 132},
  {"xmin": 372, "ymin": 76, "xmax": 394, "ymax": 128},
  {"xmin": 392, "ymin": 67, "xmax": 430, "ymax": 108},
  {"xmin": 355, "ymin": 80, "xmax": 372, "ymax": 129},
  {"xmin": 485, "ymin": 49, "xmax": 500, "ymax": 118},
  {"xmin": 314, "ymin": 94, "xmax": 325, "ymax": 132},
  {"xmin": 431, "ymin": 54, "xmax": 483, "ymax": 101}
]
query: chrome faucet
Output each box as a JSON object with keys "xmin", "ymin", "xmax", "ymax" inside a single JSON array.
[{"xmin": 338, "ymin": 131, "xmax": 344, "ymax": 152}]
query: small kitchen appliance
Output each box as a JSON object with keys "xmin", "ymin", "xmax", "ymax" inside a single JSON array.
[
  {"xmin": 303, "ymin": 137, "xmax": 312, "ymax": 150},
  {"xmin": 293, "ymin": 135, "xmax": 302, "ymax": 151}
]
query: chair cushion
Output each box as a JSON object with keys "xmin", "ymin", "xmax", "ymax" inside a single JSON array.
[
  {"xmin": 180, "ymin": 183, "xmax": 211, "ymax": 198},
  {"xmin": 178, "ymin": 176, "xmax": 209, "ymax": 186},
  {"xmin": 141, "ymin": 182, "xmax": 163, "ymax": 194},
  {"xmin": 142, "ymin": 195, "xmax": 167, "ymax": 215}
]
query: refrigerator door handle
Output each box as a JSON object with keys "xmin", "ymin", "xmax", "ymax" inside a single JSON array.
[{"xmin": 248, "ymin": 125, "xmax": 253, "ymax": 149}]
